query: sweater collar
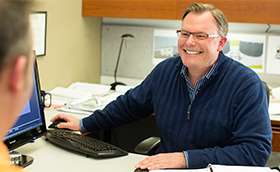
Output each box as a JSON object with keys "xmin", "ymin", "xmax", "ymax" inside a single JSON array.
[{"xmin": 177, "ymin": 52, "xmax": 228, "ymax": 80}]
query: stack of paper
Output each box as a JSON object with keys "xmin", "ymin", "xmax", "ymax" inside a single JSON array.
[
  {"xmin": 48, "ymin": 82, "xmax": 126, "ymax": 115},
  {"xmin": 68, "ymin": 82, "xmax": 111, "ymax": 96},
  {"xmin": 49, "ymin": 86, "xmax": 92, "ymax": 107},
  {"xmin": 65, "ymin": 97, "xmax": 101, "ymax": 112}
]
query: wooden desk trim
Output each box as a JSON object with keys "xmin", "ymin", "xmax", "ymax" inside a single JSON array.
[{"xmin": 271, "ymin": 119, "xmax": 280, "ymax": 152}]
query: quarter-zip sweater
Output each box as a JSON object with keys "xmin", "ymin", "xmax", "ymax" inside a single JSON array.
[{"xmin": 82, "ymin": 52, "xmax": 272, "ymax": 169}]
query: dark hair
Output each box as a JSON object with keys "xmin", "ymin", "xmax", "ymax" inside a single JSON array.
[
  {"xmin": 182, "ymin": 2, "xmax": 228, "ymax": 36},
  {"xmin": 0, "ymin": 0, "xmax": 33, "ymax": 71}
]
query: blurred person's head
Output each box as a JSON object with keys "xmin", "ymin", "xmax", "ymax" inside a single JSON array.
[{"xmin": 0, "ymin": 0, "xmax": 34, "ymax": 139}]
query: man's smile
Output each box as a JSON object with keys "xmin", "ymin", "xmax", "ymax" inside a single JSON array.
[{"xmin": 183, "ymin": 48, "xmax": 203, "ymax": 55}]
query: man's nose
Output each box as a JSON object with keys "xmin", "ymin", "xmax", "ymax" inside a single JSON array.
[{"xmin": 185, "ymin": 34, "xmax": 196, "ymax": 45}]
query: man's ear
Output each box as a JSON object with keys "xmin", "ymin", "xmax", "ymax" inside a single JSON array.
[
  {"xmin": 217, "ymin": 37, "xmax": 227, "ymax": 52},
  {"xmin": 9, "ymin": 56, "xmax": 28, "ymax": 92}
]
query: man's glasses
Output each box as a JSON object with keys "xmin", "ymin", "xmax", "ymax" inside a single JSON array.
[{"xmin": 176, "ymin": 30, "xmax": 220, "ymax": 40}]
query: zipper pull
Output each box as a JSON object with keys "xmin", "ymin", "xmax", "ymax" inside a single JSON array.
[{"xmin": 187, "ymin": 104, "xmax": 191, "ymax": 120}]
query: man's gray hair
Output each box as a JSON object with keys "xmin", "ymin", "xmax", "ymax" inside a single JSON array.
[{"xmin": 182, "ymin": 2, "xmax": 228, "ymax": 37}]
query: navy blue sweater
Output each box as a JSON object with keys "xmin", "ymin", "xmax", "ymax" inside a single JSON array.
[{"xmin": 82, "ymin": 53, "xmax": 272, "ymax": 168}]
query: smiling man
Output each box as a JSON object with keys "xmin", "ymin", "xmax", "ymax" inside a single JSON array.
[{"xmin": 52, "ymin": 3, "xmax": 272, "ymax": 170}]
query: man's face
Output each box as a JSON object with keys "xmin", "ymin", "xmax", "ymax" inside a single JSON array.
[{"xmin": 178, "ymin": 11, "xmax": 227, "ymax": 69}]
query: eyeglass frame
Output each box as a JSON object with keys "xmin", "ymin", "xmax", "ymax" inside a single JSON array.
[{"xmin": 176, "ymin": 29, "xmax": 220, "ymax": 40}]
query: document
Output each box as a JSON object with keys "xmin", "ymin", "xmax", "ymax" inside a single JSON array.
[
  {"xmin": 271, "ymin": 87, "xmax": 280, "ymax": 102},
  {"xmin": 49, "ymin": 83, "xmax": 111, "ymax": 107},
  {"xmin": 151, "ymin": 168, "xmax": 208, "ymax": 172},
  {"xmin": 65, "ymin": 97, "xmax": 102, "ymax": 112},
  {"xmin": 49, "ymin": 87, "xmax": 92, "ymax": 107},
  {"xmin": 49, "ymin": 82, "xmax": 133, "ymax": 115},
  {"xmin": 150, "ymin": 165, "xmax": 276, "ymax": 172},
  {"xmin": 68, "ymin": 82, "xmax": 111, "ymax": 96},
  {"xmin": 209, "ymin": 165, "xmax": 274, "ymax": 172}
]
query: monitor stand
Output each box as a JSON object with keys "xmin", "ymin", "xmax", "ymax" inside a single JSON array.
[{"xmin": 9, "ymin": 151, "xmax": 34, "ymax": 168}]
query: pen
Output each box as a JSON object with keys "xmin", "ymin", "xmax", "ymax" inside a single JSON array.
[{"xmin": 208, "ymin": 164, "xmax": 214, "ymax": 172}]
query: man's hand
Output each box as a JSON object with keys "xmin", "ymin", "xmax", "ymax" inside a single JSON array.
[
  {"xmin": 50, "ymin": 113, "xmax": 81, "ymax": 131},
  {"xmin": 135, "ymin": 152, "xmax": 187, "ymax": 170}
]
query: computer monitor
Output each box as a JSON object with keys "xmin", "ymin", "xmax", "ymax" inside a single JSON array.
[{"xmin": 3, "ymin": 59, "xmax": 47, "ymax": 167}]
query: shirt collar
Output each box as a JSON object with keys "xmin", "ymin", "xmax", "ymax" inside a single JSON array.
[
  {"xmin": 179, "ymin": 52, "xmax": 226, "ymax": 81},
  {"xmin": 180, "ymin": 59, "xmax": 218, "ymax": 82}
]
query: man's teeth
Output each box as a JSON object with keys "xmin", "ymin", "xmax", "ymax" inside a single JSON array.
[{"xmin": 184, "ymin": 49, "xmax": 201, "ymax": 55}]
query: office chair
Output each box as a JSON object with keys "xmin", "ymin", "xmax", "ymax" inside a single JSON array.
[
  {"xmin": 109, "ymin": 114, "xmax": 160, "ymax": 154},
  {"xmin": 134, "ymin": 81, "xmax": 271, "ymax": 156},
  {"xmin": 262, "ymin": 81, "xmax": 270, "ymax": 105}
]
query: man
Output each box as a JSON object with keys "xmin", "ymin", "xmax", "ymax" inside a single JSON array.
[
  {"xmin": 0, "ymin": 0, "xmax": 34, "ymax": 171},
  {"xmin": 53, "ymin": 3, "xmax": 272, "ymax": 170}
]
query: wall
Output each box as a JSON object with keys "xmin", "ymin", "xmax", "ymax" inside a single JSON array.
[
  {"xmin": 101, "ymin": 18, "xmax": 280, "ymax": 87},
  {"xmin": 33, "ymin": 0, "xmax": 101, "ymax": 90},
  {"xmin": 102, "ymin": 25, "xmax": 154, "ymax": 79}
]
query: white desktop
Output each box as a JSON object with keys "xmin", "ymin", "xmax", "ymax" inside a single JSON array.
[
  {"xmin": 10, "ymin": 81, "xmax": 146, "ymax": 172},
  {"xmin": 15, "ymin": 109, "xmax": 147, "ymax": 172}
]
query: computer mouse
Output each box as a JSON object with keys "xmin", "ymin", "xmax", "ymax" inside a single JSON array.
[
  {"xmin": 134, "ymin": 168, "xmax": 149, "ymax": 172},
  {"xmin": 48, "ymin": 119, "xmax": 67, "ymax": 129}
]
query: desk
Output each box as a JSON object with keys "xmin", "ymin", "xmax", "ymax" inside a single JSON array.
[
  {"xmin": 15, "ymin": 109, "xmax": 146, "ymax": 172},
  {"xmin": 270, "ymin": 102, "xmax": 280, "ymax": 152},
  {"xmin": 16, "ymin": 139, "xmax": 146, "ymax": 172},
  {"xmin": 271, "ymin": 119, "xmax": 280, "ymax": 152}
]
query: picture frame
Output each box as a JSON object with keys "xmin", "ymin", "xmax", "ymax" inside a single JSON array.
[{"xmin": 30, "ymin": 11, "xmax": 47, "ymax": 57}]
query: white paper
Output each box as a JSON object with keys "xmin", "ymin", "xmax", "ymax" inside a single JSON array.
[
  {"xmin": 49, "ymin": 83, "xmax": 128, "ymax": 114},
  {"xmin": 115, "ymin": 85, "xmax": 134, "ymax": 93},
  {"xmin": 272, "ymin": 87, "xmax": 280, "ymax": 101},
  {"xmin": 266, "ymin": 35, "xmax": 280, "ymax": 74},
  {"xmin": 30, "ymin": 12, "xmax": 46, "ymax": 56},
  {"xmin": 151, "ymin": 165, "xmax": 274, "ymax": 172},
  {"xmin": 68, "ymin": 82, "xmax": 111, "ymax": 96},
  {"xmin": 49, "ymin": 87, "xmax": 91, "ymax": 100},
  {"xmin": 57, "ymin": 107, "xmax": 93, "ymax": 116},
  {"xmin": 151, "ymin": 169, "xmax": 208, "ymax": 172},
  {"xmin": 66, "ymin": 97, "xmax": 103, "ymax": 112},
  {"xmin": 211, "ymin": 165, "xmax": 273, "ymax": 172}
]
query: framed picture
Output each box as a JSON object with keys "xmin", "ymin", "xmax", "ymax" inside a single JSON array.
[
  {"xmin": 30, "ymin": 11, "xmax": 47, "ymax": 57},
  {"xmin": 224, "ymin": 33, "xmax": 266, "ymax": 73},
  {"xmin": 153, "ymin": 29, "xmax": 178, "ymax": 66}
]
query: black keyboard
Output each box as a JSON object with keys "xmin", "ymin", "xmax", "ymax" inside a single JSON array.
[{"xmin": 45, "ymin": 129, "xmax": 128, "ymax": 159}]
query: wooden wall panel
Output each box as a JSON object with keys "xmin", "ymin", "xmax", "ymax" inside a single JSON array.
[
  {"xmin": 82, "ymin": 0, "xmax": 177, "ymax": 19},
  {"xmin": 83, "ymin": 0, "xmax": 280, "ymax": 24},
  {"xmin": 177, "ymin": 0, "xmax": 280, "ymax": 24}
]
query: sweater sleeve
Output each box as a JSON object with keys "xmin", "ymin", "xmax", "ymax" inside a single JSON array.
[
  {"xmin": 187, "ymin": 78, "xmax": 272, "ymax": 168},
  {"xmin": 81, "ymin": 73, "xmax": 154, "ymax": 132}
]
